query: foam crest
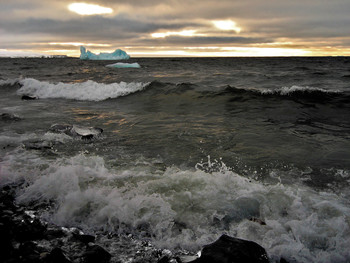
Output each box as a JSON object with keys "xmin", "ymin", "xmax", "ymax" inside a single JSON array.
[
  {"xmin": 2, "ymin": 153, "xmax": 350, "ymax": 262},
  {"xmin": 0, "ymin": 78, "xmax": 19, "ymax": 86},
  {"xmin": 17, "ymin": 78, "xmax": 148, "ymax": 101},
  {"xmin": 260, "ymin": 85, "xmax": 340, "ymax": 95}
]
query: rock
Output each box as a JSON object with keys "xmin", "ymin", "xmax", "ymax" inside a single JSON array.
[
  {"xmin": 14, "ymin": 218, "xmax": 47, "ymax": 242},
  {"xmin": 23, "ymin": 139, "xmax": 53, "ymax": 150},
  {"xmin": 72, "ymin": 233, "xmax": 95, "ymax": 244},
  {"xmin": 189, "ymin": 234, "xmax": 269, "ymax": 263},
  {"xmin": 49, "ymin": 124, "xmax": 103, "ymax": 140},
  {"xmin": 45, "ymin": 228, "xmax": 66, "ymax": 240},
  {"xmin": 21, "ymin": 95, "xmax": 37, "ymax": 100},
  {"xmin": 1, "ymin": 113, "xmax": 21, "ymax": 121},
  {"xmin": 43, "ymin": 247, "xmax": 72, "ymax": 263},
  {"xmin": 18, "ymin": 241, "xmax": 43, "ymax": 262},
  {"xmin": 82, "ymin": 245, "xmax": 111, "ymax": 263}
]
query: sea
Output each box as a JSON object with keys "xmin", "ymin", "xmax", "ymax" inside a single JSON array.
[{"xmin": 1, "ymin": 56, "xmax": 350, "ymax": 262}]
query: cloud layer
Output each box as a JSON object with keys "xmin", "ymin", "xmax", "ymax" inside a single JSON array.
[{"xmin": 1, "ymin": 0, "xmax": 350, "ymax": 56}]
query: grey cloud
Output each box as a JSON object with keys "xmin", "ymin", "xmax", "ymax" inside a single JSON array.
[{"xmin": 0, "ymin": 15, "xmax": 201, "ymax": 40}]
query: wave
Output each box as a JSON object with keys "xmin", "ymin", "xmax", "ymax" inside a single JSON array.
[
  {"xmin": 141, "ymin": 81, "xmax": 350, "ymax": 105},
  {"xmin": 16, "ymin": 78, "xmax": 149, "ymax": 101},
  {"xmin": 1, "ymin": 152, "xmax": 350, "ymax": 262},
  {"xmin": 216, "ymin": 85, "xmax": 350, "ymax": 105},
  {"xmin": 0, "ymin": 78, "xmax": 20, "ymax": 86}
]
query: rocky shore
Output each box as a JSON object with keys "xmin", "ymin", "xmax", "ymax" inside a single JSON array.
[{"xmin": 1, "ymin": 183, "xmax": 271, "ymax": 263}]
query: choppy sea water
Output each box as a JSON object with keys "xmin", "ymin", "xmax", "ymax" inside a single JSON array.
[{"xmin": 1, "ymin": 57, "xmax": 350, "ymax": 262}]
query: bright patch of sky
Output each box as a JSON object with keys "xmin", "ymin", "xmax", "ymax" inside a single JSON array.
[
  {"xmin": 212, "ymin": 20, "xmax": 241, "ymax": 33},
  {"xmin": 68, "ymin": 3, "xmax": 113, "ymax": 15}
]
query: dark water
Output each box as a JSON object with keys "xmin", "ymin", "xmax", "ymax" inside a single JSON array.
[{"xmin": 1, "ymin": 57, "xmax": 350, "ymax": 262}]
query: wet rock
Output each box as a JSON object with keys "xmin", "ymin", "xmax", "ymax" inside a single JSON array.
[
  {"xmin": 82, "ymin": 244, "xmax": 111, "ymax": 263},
  {"xmin": 249, "ymin": 217, "xmax": 266, "ymax": 225},
  {"xmin": 21, "ymin": 95, "xmax": 37, "ymax": 100},
  {"xmin": 49, "ymin": 124, "xmax": 103, "ymax": 140},
  {"xmin": 14, "ymin": 218, "xmax": 47, "ymax": 242},
  {"xmin": 45, "ymin": 228, "xmax": 66, "ymax": 240},
  {"xmin": 18, "ymin": 241, "xmax": 44, "ymax": 263},
  {"xmin": 189, "ymin": 234, "xmax": 269, "ymax": 263},
  {"xmin": 1, "ymin": 113, "xmax": 21, "ymax": 121},
  {"xmin": 72, "ymin": 233, "xmax": 95, "ymax": 245},
  {"xmin": 42, "ymin": 247, "xmax": 72, "ymax": 263},
  {"xmin": 23, "ymin": 139, "xmax": 54, "ymax": 150}
]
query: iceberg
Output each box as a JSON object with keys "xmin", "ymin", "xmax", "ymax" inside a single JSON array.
[
  {"xmin": 106, "ymin": 62, "xmax": 140, "ymax": 68},
  {"xmin": 80, "ymin": 46, "xmax": 130, "ymax": 60}
]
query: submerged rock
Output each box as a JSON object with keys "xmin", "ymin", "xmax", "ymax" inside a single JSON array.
[
  {"xmin": 23, "ymin": 139, "xmax": 55, "ymax": 150},
  {"xmin": 49, "ymin": 124, "xmax": 103, "ymax": 140},
  {"xmin": 1, "ymin": 113, "xmax": 21, "ymax": 121},
  {"xmin": 189, "ymin": 234, "xmax": 269, "ymax": 263}
]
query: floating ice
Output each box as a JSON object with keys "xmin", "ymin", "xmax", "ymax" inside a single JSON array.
[
  {"xmin": 106, "ymin": 62, "xmax": 140, "ymax": 68},
  {"xmin": 80, "ymin": 46, "xmax": 130, "ymax": 60}
]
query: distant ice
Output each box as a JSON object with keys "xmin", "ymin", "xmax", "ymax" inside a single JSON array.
[
  {"xmin": 80, "ymin": 46, "xmax": 130, "ymax": 60},
  {"xmin": 106, "ymin": 62, "xmax": 140, "ymax": 68}
]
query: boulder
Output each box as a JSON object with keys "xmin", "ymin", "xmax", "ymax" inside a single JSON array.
[
  {"xmin": 43, "ymin": 247, "xmax": 72, "ymax": 263},
  {"xmin": 82, "ymin": 245, "xmax": 111, "ymax": 263},
  {"xmin": 190, "ymin": 234, "xmax": 269, "ymax": 263}
]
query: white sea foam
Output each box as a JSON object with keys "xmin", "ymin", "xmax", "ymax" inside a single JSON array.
[
  {"xmin": 1, "ymin": 152, "xmax": 350, "ymax": 263},
  {"xmin": 17, "ymin": 78, "xmax": 148, "ymax": 101},
  {"xmin": 0, "ymin": 78, "xmax": 19, "ymax": 86},
  {"xmin": 260, "ymin": 85, "xmax": 340, "ymax": 95}
]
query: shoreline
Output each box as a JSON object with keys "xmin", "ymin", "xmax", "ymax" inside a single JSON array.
[{"xmin": 1, "ymin": 183, "xmax": 272, "ymax": 263}]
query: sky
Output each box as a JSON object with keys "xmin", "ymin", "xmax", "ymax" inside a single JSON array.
[{"xmin": 1, "ymin": 0, "xmax": 350, "ymax": 57}]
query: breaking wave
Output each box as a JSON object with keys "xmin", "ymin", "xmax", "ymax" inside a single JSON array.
[
  {"xmin": 1, "ymin": 151, "xmax": 350, "ymax": 262},
  {"xmin": 16, "ymin": 78, "xmax": 149, "ymax": 101}
]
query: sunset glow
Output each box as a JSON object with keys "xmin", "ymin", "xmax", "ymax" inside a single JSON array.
[
  {"xmin": 68, "ymin": 3, "xmax": 113, "ymax": 15},
  {"xmin": 1, "ymin": 1, "xmax": 349, "ymax": 57},
  {"xmin": 212, "ymin": 20, "xmax": 242, "ymax": 33}
]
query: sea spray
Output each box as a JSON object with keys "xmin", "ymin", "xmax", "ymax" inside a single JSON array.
[{"xmin": 1, "ymin": 151, "xmax": 350, "ymax": 262}]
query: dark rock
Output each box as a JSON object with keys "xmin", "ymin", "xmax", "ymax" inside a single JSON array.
[
  {"xmin": 21, "ymin": 95, "xmax": 37, "ymax": 100},
  {"xmin": 14, "ymin": 218, "xmax": 47, "ymax": 242},
  {"xmin": 43, "ymin": 247, "xmax": 72, "ymax": 263},
  {"xmin": 18, "ymin": 241, "xmax": 43, "ymax": 263},
  {"xmin": 1, "ymin": 113, "xmax": 21, "ymax": 121},
  {"xmin": 280, "ymin": 258, "xmax": 289, "ymax": 263},
  {"xmin": 250, "ymin": 217, "xmax": 266, "ymax": 225},
  {"xmin": 72, "ymin": 233, "xmax": 95, "ymax": 244},
  {"xmin": 82, "ymin": 245, "xmax": 111, "ymax": 263},
  {"xmin": 45, "ymin": 228, "xmax": 66, "ymax": 240},
  {"xmin": 23, "ymin": 139, "xmax": 53, "ymax": 150},
  {"xmin": 157, "ymin": 255, "xmax": 170, "ymax": 263},
  {"xmin": 189, "ymin": 234, "xmax": 269, "ymax": 263}
]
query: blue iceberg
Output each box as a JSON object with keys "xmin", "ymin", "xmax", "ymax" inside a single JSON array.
[
  {"xmin": 106, "ymin": 62, "xmax": 140, "ymax": 68},
  {"xmin": 80, "ymin": 46, "xmax": 130, "ymax": 60}
]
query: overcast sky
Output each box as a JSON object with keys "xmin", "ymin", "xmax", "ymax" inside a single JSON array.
[{"xmin": 1, "ymin": 0, "xmax": 350, "ymax": 57}]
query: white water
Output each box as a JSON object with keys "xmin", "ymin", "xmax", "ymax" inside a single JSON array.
[
  {"xmin": 1, "ymin": 148, "xmax": 350, "ymax": 263},
  {"xmin": 16, "ymin": 78, "xmax": 148, "ymax": 101}
]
